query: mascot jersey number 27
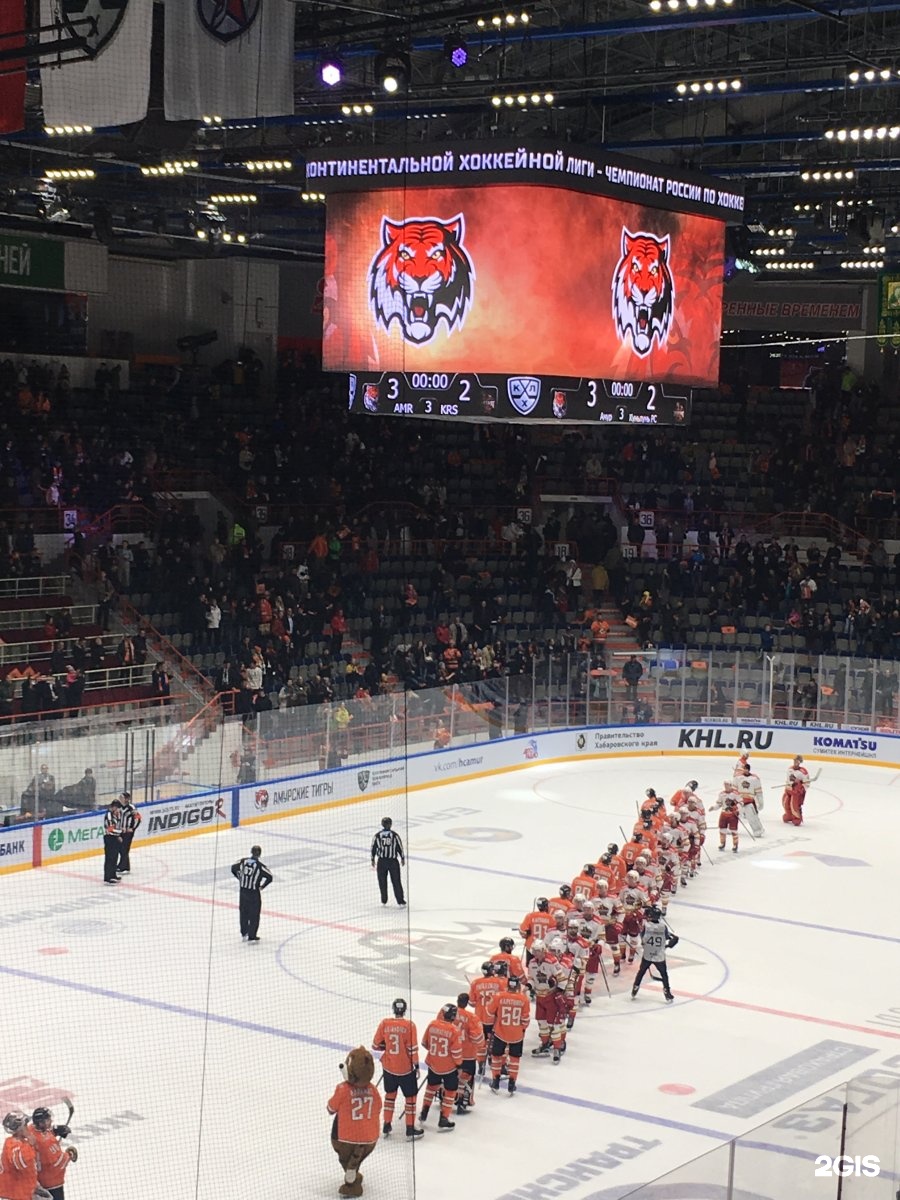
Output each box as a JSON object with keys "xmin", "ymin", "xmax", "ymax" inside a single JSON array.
[
  {"xmin": 368, "ymin": 214, "xmax": 475, "ymax": 346},
  {"xmin": 328, "ymin": 1046, "xmax": 383, "ymax": 1197},
  {"xmin": 612, "ymin": 228, "xmax": 674, "ymax": 358}
]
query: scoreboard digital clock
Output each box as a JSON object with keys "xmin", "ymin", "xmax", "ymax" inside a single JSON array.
[{"xmin": 348, "ymin": 371, "xmax": 690, "ymax": 426}]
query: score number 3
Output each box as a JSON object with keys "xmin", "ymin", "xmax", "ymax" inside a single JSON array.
[{"xmin": 586, "ymin": 382, "xmax": 656, "ymax": 411}]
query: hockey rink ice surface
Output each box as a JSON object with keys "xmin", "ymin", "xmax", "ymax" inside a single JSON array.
[{"xmin": 4, "ymin": 753, "xmax": 900, "ymax": 1200}]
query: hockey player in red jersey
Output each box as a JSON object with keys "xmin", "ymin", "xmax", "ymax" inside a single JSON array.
[
  {"xmin": 592, "ymin": 879, "xmax": 623, "ymax": 976},
  {"xmin": 782, "ymin": 757, "xmax": 808, "ymax": 825},
  {"xmin": 717, "ymin": 792, "xmax": 741, "ymax": 851},
  {"xmin": 620, "ymin": 904, "xmax": 645, "ymax": 964},
  {"xmin": 527, "ymin": 939, "xmax": 568, "ymax": 1061},
  {"xmin": 579, "ymin": 909, "xmax": 605, "ymax": 1006}
]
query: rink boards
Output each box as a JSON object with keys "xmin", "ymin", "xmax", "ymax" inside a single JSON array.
[{"xmin": 2, "ymin": 719, "xmax": 898, "ymax": 874}]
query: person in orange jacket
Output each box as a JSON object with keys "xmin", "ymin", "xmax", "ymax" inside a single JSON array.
[
  {"xmin": 28, "ymin": 1108, "xmax": 77, "ymax": 1200},
  {"xmin": 0, "ymin": 1111, "xmax": 50, "ymax": 1200}
]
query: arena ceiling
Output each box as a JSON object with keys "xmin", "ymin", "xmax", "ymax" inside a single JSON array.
[{"xmin": 2, "ymin": 0, "xmax": 900, "ymax": 268}]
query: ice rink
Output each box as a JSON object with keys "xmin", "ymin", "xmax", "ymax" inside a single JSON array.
[{"xmin": 4, "ymin": 751, "xmax": 900, "ymax": 1200}]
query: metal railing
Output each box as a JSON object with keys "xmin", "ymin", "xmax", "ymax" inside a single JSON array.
[
  {"xmin": 5, "ymin": 662, "xmax": 155, "ymax": 699},
  {"xmin": 0, "ymin": 603, "xmax": 97, "ymax": 632},
  {"xmin": 215, "ymin": 647, "xmax": 899, "ymax": 787},
  {"xmin": 0, "ymin": 632, "xmax": 120, "ymax": 668},
  {"xmin": 1, "ymin": 646, "xmax": 897, "ymax": 822},
  {"xmin": 0, "ymin": 574, "xmax": 70, "ymax": 599}
]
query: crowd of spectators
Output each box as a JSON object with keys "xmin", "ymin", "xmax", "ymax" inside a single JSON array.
[{"xmin": 0, "ymin": 353, "xmax": 898, "ymax": 732}]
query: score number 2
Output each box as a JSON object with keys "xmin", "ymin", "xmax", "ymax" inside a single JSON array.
[{"xmin": 586, "ymin": 382, "xmax": 655, "ymax": 411}]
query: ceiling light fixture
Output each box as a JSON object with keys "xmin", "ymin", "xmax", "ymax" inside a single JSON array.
[
  {"xmin": 44, "ymin": 124, "xmax": 93, "ymax": 136},
  {"xmin": 245, "ymin": 160, "xmax": 292, "ymax": 172},
  {"xmin": 476, "ymin": 12, "xmax": 529, "ymax": 27},
  {"xmin": 676, "ymin": 78, "xmax": 741, "ymax": 95},
  {"xmin": 209, "ymin": 193, "xmax": 258, "ymax": 205},
  {"xmin": 320, "ymin": 55, "xmax": 343, "ymax": 87},
  {"xmin": 825, "ymin": 126, "xmax": 900, "ymax": 141},
  {"xmin": 444, "ymin": 33, "xmax": 468, "ymax": 67},
  {"xmin": 490, "ymin": 91, "xmax": 553, "ymax": 107},
  {"xmin": 375, "ymin": 48, "xmax": 411, "ymax": 94},
  {"xmin": 44, "ymin": 168, "xmax": 95, "ymax": 181},
  {"xmin": 140, "ymin": 160, "xmax": 199, "ymax": 177}
]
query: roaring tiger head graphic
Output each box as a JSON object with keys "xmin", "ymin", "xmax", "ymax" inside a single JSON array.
[
  {"xmin": 368, "ymin": 214, "xmax": 474, "ymax": 345},
  {"xmin": 612, "ymin": 229, "xmax": 674, "ymax": 357}
]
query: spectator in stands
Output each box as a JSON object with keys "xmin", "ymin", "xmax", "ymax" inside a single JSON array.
[
  {"xmin": 216, "ymin": 659, "xmax": 239, "ymax": 693},
  {"xmin": 117, "ymin": 635, "xmax": 136, "ymax": 667},
  {"xmin": 56, "ymin": 766, "xmax": 96, "ymax": 811},
  {"xmin": 151, "ymin": 662, "xmax": 171, "ymax": 707},
  {"xmin": 65, "ymin": 666, "xmax": 84, "ymax": 716},
  {"xmin": 206, "ymin": 597, "xmax": 221, "ymax": 649},
  {"xmin": 622, "ymin": 655, "xmax": 643, "ymax": 701},
  {"xmin": 21, "ymin": 763, "xmax": 56, "ymax": 814},
  {"xmin": 117, "ymin": 540, "xmax": 133, "ymax": 590},
  {"xmin": 97, "ymin": 571, "xmax": 116, "ymax": 632}
]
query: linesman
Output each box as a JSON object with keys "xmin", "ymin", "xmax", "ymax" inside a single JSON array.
[
  {"xmin": 117, "ymin": 791, "xmax": 142, "ymax": 875},
  {"xmin": 371, "ymin": 817, "xmax": 406, "ymax": 907},
  {"xmin": 231, "ymin": 845, "xmax": 273, "ymax": 942}
]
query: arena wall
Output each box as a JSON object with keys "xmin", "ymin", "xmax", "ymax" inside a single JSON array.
[{"xmin": 2, "ymin": 721, "xmax": 896, "ymax": 874}]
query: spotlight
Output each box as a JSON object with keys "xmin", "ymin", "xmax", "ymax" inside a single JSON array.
[
  {"xmin": 320, "ymin": 55, "xmax": 343, "ymax": 87},
  {"xmin": 376, "ymin": 49, "xmax": 411, "ymax": 94},
  {"xmin": 444, "ymin": 33, "xmax": 468, "ymax": 67}
]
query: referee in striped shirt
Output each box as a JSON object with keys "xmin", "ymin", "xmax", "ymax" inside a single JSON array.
[
  {"xmin": 231, "ymin": 845, "xmax": 273, "ymax": 942},
  {"xmin": 371, "ymin": 817, "xmax": 406, "ymax": 906}
]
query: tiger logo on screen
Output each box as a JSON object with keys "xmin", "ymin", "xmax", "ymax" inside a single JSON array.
[
  {"xmin": 368, "ymin": 214, "xmax": 474, "ymax": 344},
  {"xmin": 612, "ymin": 229, "xmax": 674, "ymax": 357}
]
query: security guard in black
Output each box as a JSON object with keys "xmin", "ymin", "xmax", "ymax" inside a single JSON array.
[
  {"xmin": 231, "ymin": 845, "xmax": 273, "ymax": 941},
  {"xmin": 371, "ymin": 817, "xmax": 405, "ymax": 906}
]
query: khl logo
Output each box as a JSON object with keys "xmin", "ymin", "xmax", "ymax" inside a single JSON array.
[{"xmin": 507, "ymin": 376, "xmax": 541, "ymax": 416}]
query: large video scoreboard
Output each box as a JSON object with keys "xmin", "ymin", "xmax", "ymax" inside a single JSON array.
[{"xmin": 306, "ymin": 141, "xmax": 744, "ymax": 425}]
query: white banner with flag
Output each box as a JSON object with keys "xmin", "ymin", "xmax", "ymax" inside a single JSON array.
[
  {"xmin": 164, "ymin": 0, "xmax": 295, "ymax": 121},
  {"xmin": 40, "ymin": 0, "xmax": 152, "ymax": 128}
]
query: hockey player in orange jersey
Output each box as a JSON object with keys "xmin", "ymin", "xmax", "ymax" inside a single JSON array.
[
  {"xmin": 519, "ymin": 898, "xmax": 554, "ymax": 961},
  {"xmin": 470, "ymin": 961, "xmax": 504, "ymax": 1076},
  {"xmin": 420, "ymin": 1004, "xmax": 464, "ymax": 1132},
  {"xmin": 451, "ymin": 993, "xmax": 485, "ymax": 1115},
  {"xmin": 490, "ymin": 936, "xmax": 526, "ymax": 980},
  {"xmin": 29, "ymin": 1105, "xmax": 77, "ymax": 1196},
  {"xmin": 570, "ymin": 863, "xmax": 599, "ymax": 902},
  {"xmin": 372, "ymin": 998, "xmax": 423, "ymax": 1140},
  {"xmin": 486, "ymin": 975, "xmax": 531, "ymax": 1095}
]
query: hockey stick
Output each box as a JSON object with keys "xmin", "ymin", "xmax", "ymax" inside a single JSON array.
[
  {"xmin": 597, "ymin": 950, "xmax": 611, "ymax": 998},
  {"xmin": 736, "ymin": 814, "xmax": 757, "ymax": 841},
  {"xmin": 62, "ymin": 1098, "xmax": 74, "ymax": 1125}
]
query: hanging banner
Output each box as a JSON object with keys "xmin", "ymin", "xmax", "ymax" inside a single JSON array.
[
  {"xmin": 40, "ymin": 0, "xmax": 152, "ymax": 128},
  {"xmin": 0, "ymin": 1, "xmax": 25, "ymax": 134},
  {"xmin": 0, "ymin": 233, "xmax": 65, "ymax": 290},
  {"xmin": 163, "ymin": 0, "xmax": 294, "ymax": 121},
  {"xmin": 876, "ymin": 272, "xmax": 900, "ymax": 348}
]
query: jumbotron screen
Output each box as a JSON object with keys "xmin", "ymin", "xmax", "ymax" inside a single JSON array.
[{"xmin": 322, "ymin": 184, "xmax": 724, "ymax": 386}]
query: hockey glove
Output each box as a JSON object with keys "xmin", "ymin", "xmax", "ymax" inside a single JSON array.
[{"xmin": 67, "ymin": 1146, "xmax": 79, "ymax": 1162}]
